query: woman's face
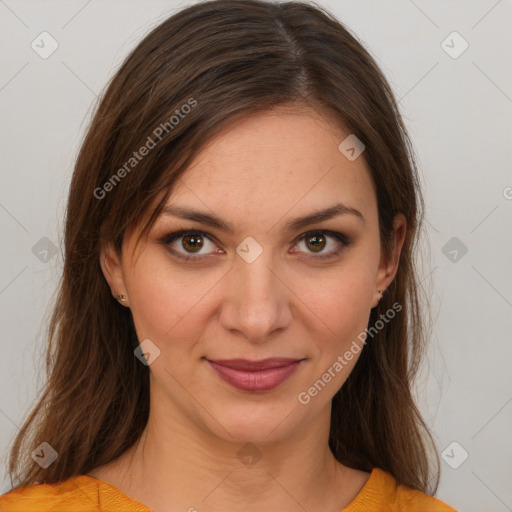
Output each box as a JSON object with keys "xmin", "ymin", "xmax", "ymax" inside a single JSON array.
[{"xmin": 102, "ymin": 106, "xmax": 405, "ymax": 444}]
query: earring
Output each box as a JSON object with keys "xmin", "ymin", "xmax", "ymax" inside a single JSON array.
[{"xmin": 114, "ymin": 293, "xmax": 127, "ymax": 303}]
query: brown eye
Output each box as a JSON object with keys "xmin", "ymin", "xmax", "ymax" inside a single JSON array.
[
  {"xmin": 294, "ymin": 230, "xmax": 351, "ymax": 259},
  {"xmin": 159, "ymin": 229, "xmax": 218, "ymax": 261},
  {"xmin": 305, "ymin": 233, "xmax": 326, "ymax": 253},
  {"xmin": 182, "ymin": 234, "xmax": 204, "ymax": 253},
  {"xmin": 159, "ymin": 228, "xmax": 351, "ymax": 263}
]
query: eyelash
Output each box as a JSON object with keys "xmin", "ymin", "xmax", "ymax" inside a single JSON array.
[{"xmin": 157, "ymin": 229, "xmax": 352, "ymax": 262}]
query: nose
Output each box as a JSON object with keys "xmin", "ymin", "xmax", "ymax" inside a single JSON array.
[{"xmin": 218, "ymin": 251, "xmax": 293, "ymax": 343}]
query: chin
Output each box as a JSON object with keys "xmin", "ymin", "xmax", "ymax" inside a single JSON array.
[{"xmin": 205, "ymin": 402, "xmax": 302, "ymax": 446}]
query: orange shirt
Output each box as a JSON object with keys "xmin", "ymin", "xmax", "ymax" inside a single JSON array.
[{"xmin": 0, "ymin": 467, "xmax": 457, "ymax": 511}]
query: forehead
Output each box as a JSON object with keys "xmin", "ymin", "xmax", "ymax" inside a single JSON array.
[{"xmin": 164, "ymin": 106, "xmax": 377, "ymax": 227}]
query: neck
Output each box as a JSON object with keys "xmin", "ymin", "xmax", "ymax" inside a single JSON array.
[{"xmin": 93, "ymin": 389, "xmax": 363, "ymax": 512}]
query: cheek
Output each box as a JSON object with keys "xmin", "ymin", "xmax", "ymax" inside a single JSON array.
[
  {"xmin": 290, "ymin": 256, "xmax": 376, "ymax": 360},
  {"xmin": 300, "ymin": 276, "xmax": 374, "ymax": 395},
  {"xmin": 125, "ymin": 252, "xmax": 215, "ymax": 343},
  {"xmin": 296, "ymin": 261, "xmax": 375, "ymax": 326}
]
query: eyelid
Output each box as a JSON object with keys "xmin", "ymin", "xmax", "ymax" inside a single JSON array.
[
  {"xmin": 294, "ymin": 230, "xmax": 351, "ymax": 258},
  {"xmin": 157, "ymin": 229, "xmax": 219, "ymax": 261},
  {"xmin": 157, "ymin": 228, "xmax": 352, "ymax": 261}
]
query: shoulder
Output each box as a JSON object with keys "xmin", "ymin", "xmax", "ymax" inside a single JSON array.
[
  {"xmin": 345, "ymin": 467, "xmax": 458, "ymax": 511},
  {"xmin": 0, "ymin": 475, "xmax": 150, "ymax": 511}
]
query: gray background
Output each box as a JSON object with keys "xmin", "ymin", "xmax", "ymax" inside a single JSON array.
[{"xmin": 1, "ymin": 1, "xmax": 511, "ymax": 510}]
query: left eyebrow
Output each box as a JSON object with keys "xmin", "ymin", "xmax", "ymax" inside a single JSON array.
[
  {"xmin": 159, "ymin": 201, "xmax": 365, "ymax": 234},
  {"xmin": 280, "ymin": 202, "xmax": 365, "ymax": 233}
]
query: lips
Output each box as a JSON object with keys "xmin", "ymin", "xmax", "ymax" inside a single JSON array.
[
  {"xmin": 206, "ymin": 357, "xmax": 304, "ymax": 392},
  {"xmin": 207, "ymin": 357, "xmax": 302, "ymax": 370}
]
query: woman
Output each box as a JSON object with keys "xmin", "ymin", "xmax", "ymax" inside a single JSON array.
[{"xmin": 0, "ymin": 0, "xmax": 456, "ymax": 510}]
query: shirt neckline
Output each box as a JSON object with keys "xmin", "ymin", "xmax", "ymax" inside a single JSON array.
[{"xmin": 79, "ymin": 466, "xmax": 378, "ymax": 511}]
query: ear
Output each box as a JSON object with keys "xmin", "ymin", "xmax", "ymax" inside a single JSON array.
[
  {"xmin": 99, "ymin": 241, "xmax": 129, "ymax": 307},
  {"xmin": 372, "ymin": 213, "xmax": 407, "ymax": 308}
]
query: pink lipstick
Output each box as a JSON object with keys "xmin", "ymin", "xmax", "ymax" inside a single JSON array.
[{"xmin": 206, "ymin": 357, "xmax": 303, "ymax": 392}]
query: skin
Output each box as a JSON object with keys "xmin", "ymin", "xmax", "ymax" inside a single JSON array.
[{"xmin": 92, "ymin": 104, "xmax": 407, "ymax": 512}]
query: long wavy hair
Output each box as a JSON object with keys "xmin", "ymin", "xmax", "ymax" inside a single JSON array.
[{"xmin": 6, "ymin": 0, "xmax": 440, "ymax": 494}]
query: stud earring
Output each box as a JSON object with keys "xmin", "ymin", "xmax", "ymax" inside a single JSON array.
[{"xmin": 116, "ymin": 295, "xmax": 127, "ymax": 302}]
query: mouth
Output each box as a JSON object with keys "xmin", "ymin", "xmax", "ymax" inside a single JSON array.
[{"xmin": 205, "ymin": 357, "xmax": 305, "ymax": 392}]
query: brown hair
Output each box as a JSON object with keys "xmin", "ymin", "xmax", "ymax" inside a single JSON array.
[{"xmin": 6, "ymin": 0, "xmax": 440, "ymax": 494}]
